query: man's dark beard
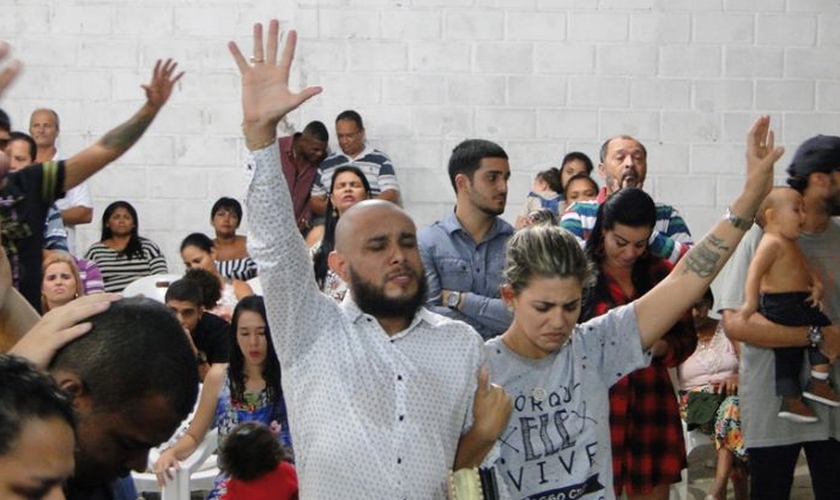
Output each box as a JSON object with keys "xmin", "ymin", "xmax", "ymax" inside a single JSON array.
[
  {"xmin": 349, "ymin": 266, "xmax": 427, "ymax": 323},
  {"xmin": 828, "ymin": 198, "xmax": 840, "ymax": 216},
  {"xmin": 826, "ymin": 176, "xmax": 840, "ymax": 216},
  {"xmin": 479, "ymin": 204, "xmax": 504, "ymax": 217},
  {"xmin": 828, "ymin": 191, "xmax": 840, "ymax": 216}
]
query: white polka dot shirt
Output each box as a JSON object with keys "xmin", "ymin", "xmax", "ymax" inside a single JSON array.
[{"xmin": 245, "ymin": 144, "xmax": 484, "ymax": 500}]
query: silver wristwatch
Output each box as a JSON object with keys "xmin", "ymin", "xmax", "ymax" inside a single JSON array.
[
  {"xmin": 809, "ymin": 325, "xmax": 824, "ymax": 348},
  {"xmin": 446, "ymin": 291, "xmax": 461, "ymax": 309},
  {"xmin": 723, "ymin": 207, "xmax": 753, "ymax": 231}
]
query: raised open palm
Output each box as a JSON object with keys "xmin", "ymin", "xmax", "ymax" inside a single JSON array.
[
  {"xmin": 228, "ymin": 21, "xmax": 322, "ymax": 133},
  {"xmin": 142, "ymin": 58, "xmax": 184, "ymax": 109}
]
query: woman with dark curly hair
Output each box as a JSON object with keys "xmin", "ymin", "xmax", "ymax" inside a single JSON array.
[
  {"xmin": 84, "ymin": 200, "xmax": 168, "ymax": 292},
  {"xmin": 153, "ymin": 296, "xmax": 290, "ymax": 500}
]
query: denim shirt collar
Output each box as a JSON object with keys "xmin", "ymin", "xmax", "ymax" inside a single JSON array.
[{"xmin": 440, "ymin": 209, "xmax": 514, "ymax": 243}]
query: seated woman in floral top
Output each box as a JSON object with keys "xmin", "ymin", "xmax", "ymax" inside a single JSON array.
[{"xmin": 153, "ymin": 296, "xmax": 291, "ymax": 500}]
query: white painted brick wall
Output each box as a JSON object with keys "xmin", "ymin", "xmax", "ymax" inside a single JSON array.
[
  {"xmin": 2, "ymin": 0, "xmax": 838, "ymax": 279},
  {"xmin": 506, "ymin": 12, "xmax": 566, "ymax": 42},
  {"xmin": 533, "ymin": 43, "xmax": 595, "ymax": 74},
  {"xmin": 693, "ymin": 12, "xmax": 754, "ymax": 45}
]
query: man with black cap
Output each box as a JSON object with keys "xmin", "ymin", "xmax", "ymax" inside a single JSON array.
[{"xmin": 718, "ymin": 134, "xmax": 840, "ymax": 500}]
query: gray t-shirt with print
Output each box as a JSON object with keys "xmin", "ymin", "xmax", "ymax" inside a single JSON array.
[
  {"xmin": 484, "ymin": 303, "xmax": 649, "ymax": 500},
  {"xmin": 717, "ymin": 223, "xmax": 840, "ymax": 448}
]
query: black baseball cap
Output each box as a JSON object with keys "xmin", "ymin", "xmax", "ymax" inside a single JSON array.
[{"xmin": 787, "ymin": 135, "xmax": 840, "ymax": 178}]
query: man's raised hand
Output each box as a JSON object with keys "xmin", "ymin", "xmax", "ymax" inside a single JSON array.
[
  {"xmin": 228, "ymin": 20, "xmax": 322, "ymax": 149},
  {"xmin": 142, "ymin": 58, "xmax": 184, "ymax": 110},
  {"xmin": 745, "ymin": 115, "xmax": 784, "ymax": 203},
  {"xmin": 0, "ymin": 41, "xmax": 22, "ymax": 99}
]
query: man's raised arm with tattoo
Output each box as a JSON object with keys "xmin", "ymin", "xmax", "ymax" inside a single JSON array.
[
  {"xmin": 0, "ymin": 44, "xmax": 182, "ymax": 309},
  {"xmin": 61, "ymin": 59, "xmax": 183, "ymax": 190}
]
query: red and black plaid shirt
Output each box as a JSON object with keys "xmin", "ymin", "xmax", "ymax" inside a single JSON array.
[{"xmin": 585, "ymin": 258, "xmax": 696, "ymax": 496}]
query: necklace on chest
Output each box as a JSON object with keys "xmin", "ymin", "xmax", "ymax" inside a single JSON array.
[{"xmin": 694, "ymin": 328, "xmax": 724, "ymax": 376}]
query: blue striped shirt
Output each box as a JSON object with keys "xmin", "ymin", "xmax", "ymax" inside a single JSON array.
[
  {"xmin": 310, "ymin": 144, "xmax": 399, "ymax": 198},
  {"xmin": 560, "ymin": 193, "xmax": 693, "ymax": 264},
  {"xmin": 43, "ymin": 204, "xmax": 69, "ymax": 252}
]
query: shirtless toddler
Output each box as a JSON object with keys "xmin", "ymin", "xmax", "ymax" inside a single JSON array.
[{"xmin": 740, "ymin": 186, "xmax": 840, "ymax": 422}]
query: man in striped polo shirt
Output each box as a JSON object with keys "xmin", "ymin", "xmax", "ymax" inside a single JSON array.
[
  {"xmin": 560, "ymin": 135, "xmax": 693, "ymax": 263},
  {"xmin": 308, "ymin": 109, "xmax": 400, "ymax": 218}
]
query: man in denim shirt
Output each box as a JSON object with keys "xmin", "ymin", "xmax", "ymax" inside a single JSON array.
[{"xmin": 418, "ymin": 139, "xmax": 513, "ymax": 340}]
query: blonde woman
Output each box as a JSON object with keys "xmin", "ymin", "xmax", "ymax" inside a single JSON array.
[
  {"xmin": 482, "ymin": 116, "xmax": 781, "ymax": 500},
  {"xmin": 41, "ymin": 251, "xmax": 85, "ymax": 313}
]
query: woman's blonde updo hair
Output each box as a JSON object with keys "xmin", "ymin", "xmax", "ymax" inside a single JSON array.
[{"xmin": 503, "ymin": 225, "xmax": 596, "ymax": 295}]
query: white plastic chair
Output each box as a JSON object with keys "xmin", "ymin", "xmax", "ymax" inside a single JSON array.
[
  {"xmin": 674, "ymin": 420, "xmax": 716, "ymax": 500},
  {"xmin": 247, "ymin": 276, "xmax": 263, "ymax": 296},
  {"xmin": 668, "ymin": 368, "xmax": 716, "ymax": 500},
  {"xmin": 132, "ymin": 427, "xmax": 220, "ymax": 500},
  {"xmin": 122, "ymin": 274, "xmax": 183, "ymax": 303}
]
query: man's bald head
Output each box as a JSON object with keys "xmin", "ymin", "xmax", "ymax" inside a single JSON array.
[
  {"xmin": 328, "ymin": 199, "xmax": 426, "ymax": 328},
  {"xmin": 334, "ymin": 200, "xmax": 415, "ymax": 253}
]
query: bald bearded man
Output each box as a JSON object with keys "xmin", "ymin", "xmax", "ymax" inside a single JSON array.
[{"xmin": 234, "ymin": 21, "xmax": 510, "ymax": 499}]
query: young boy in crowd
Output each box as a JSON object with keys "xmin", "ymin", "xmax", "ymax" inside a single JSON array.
[
  {"xmin": 164, "ymin": 279, "xmax": 230, "ymax": 381},
  {"xmin": 739, "ymin": 186, "xmax": 840, "ymax": 422}
]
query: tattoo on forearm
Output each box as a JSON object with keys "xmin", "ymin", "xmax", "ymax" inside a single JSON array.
[
  {"xmin": 682, "ymin": 234, "xmax": 730, "ymax": 278},
  {"xmin": 100, "ymin": 113, "xmax": 153, "ymax": 151}
]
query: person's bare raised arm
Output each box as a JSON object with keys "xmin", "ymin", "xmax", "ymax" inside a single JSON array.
[
  {"xmin": 0, "ymin": 41, "xmax": 22, "ymax": 99},
  {"xmin": 309, "ymin": 194, "xmax": 328, "ymax": 216},
  {"xmin": 635, "ymin": 116, "xmax": 784, "ymax": 349},
  {"xmin": 60, "ymin": 205, "xmax": 93, "ymax": 226},
  {"xmin": 63, "ymin": 59, "xmax": 184, "ymax": 191},
  {"xmin": 376, "ymin": 189, "xmax": 400, "ymax": 205}
]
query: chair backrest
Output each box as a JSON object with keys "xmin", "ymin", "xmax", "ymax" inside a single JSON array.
[
  {"xmin": 132, "ymin": 427, "xmax": 220, "ymax": 500},
  {"xmin": 132, "ymin": 384, "xmax": 220, "ymax": 500},
  {"xmin": 122, "ymin": 274, "xmax": 183, "ymax": 303}
]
